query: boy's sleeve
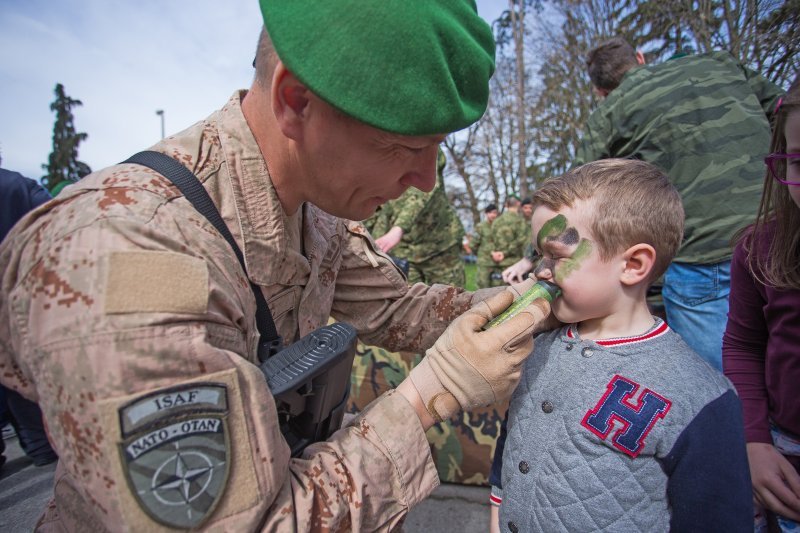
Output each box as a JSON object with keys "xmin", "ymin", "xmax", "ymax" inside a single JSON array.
[
  {"xmin": 660, "ymin": 390, "xmax": 753, "ymax": 532},
  {"xmin": 488, "ymin": 408, "xmax": 509, "ymax": 506}
]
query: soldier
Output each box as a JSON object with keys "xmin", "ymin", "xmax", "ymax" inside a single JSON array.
[
  {"xmin": 373, "ymin": 150, "xmax": 466, "ymax": 286},
  {"xmin": 0, "ymin": 3, "xmax": 553, "ymax": 531},
  {"xmin": 488, "ymin": 196, "xmax": 529, "ymax": 287},
  {"xmin": 469, "ymin": 203, "xmax": 499, "ymax": 288},
  {"xmin": 574, "ymin": 37, "xmax": 783, "ymax": 369}
]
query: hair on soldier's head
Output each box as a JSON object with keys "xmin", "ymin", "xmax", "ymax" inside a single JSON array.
[
  {"xmin": 253, "ymin": 27, "xmax": 279, "ymax": 89},
  {"xmin": 504, "ymin": 196, "xmax": 521, "ymax": 208},
  {"xmin": 533, "ymin": 159, "xmax": 684, "ymax": 283},
  {"xmin": 586, "ymin": 37, "xmax": 639, "ymax": 92}
]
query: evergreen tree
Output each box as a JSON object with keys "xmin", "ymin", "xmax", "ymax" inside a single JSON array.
[{"xmin": 41, "ymin": 83, "xmax": 91, "ymax": 193}]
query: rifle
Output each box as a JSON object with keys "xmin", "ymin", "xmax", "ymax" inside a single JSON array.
[{"xmin": 261, "ymin": 323, "xmax": 357, "ymax": 457}]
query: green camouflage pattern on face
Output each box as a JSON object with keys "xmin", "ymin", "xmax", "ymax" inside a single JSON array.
[
  {"xmin": 490, "ymin": 210, "xmax": 529, "ymax": 267},
  {"xmin": 347, "ymin": 341, "xmax": 506, "ymax": 485},
  {"xmin": 575, "ymin": 51, "xmax": 784, "ymax": 264}
]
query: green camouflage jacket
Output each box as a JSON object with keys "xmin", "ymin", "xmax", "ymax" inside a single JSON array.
[
  {"xmin": 490, "ymin": 210, "xmax": 528, "ymax": 267},
  {"xmin": 383, "ymin": 172, "xmax": 464, "ymax": 263},
  {"xmin": 471, "ymin": 220, "xmax": 495, "ymax": 266},
  {"xmin": 575, "ymin": 51, "xmax": 783, "ymax": 264}
]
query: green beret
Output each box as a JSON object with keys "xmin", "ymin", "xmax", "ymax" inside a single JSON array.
[{"xmin": 260, "ymin": 0, "xmax": 495, "ymax": 136}]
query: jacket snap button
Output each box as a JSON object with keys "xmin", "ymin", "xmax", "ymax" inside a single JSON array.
[
  {"xmin": 582, "ymin": 347, "xmax": 594, "ymax": 358},
  {"xmin": 518, "ymin": 461, "xmax": 530, "ymax": 474},
  {"xmin": 541, "ymin": 401, "xmax": 554, "ymax": 413},
  {"xmin": 508, "ymin": 521, "xmax": 519, "ymax": 533},
  {"xmin": 565, "ymin": 343, "xmax": 573, "ymax": 351}
]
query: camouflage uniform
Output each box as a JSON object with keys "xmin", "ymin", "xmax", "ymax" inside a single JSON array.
[
  {"xmin": 377, "ymin": 151, "xmax": 465, "ymax": 287},
  {"xmin": 362, "ymin": 202, "xmax": 392, "ymax": 237},
  {"xmin": 488, "ymin": 210, "xmax": 528, "ymax": 286},
  {"xmin": 471, "ymin": 220, "xmax": 496, "ymax": 288},
  {"xmin": 0, "ymin": 92, "xmax": 495, "ymax": 531},
  {"xmin": 574, "ymin": 51, "xmax": 783, "ymax": 264},
  {"xmin": 348, "ymin": 343, "xmax": 507, "ymax": 486}
]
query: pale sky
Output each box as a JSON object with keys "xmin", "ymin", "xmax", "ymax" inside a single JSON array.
[{"xmin": 0, "ymin": 1, "xmax": 506, "ymax": 180}]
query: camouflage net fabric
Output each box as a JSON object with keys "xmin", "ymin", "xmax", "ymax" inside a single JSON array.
[{"xmin": 347, "ymin": 341, "xmax": 507, "ymax": 485}]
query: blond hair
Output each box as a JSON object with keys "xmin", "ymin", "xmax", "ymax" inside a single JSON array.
[{"xmin": 533, "ymin": 159, "xmax": 684, "ymax": 282}]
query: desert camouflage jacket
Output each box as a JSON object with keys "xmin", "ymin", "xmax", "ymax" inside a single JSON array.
[
  {"xmin": 574, "ymin": 51, "xmax": 783, "ymax": 264},
  {"xmin": 0, "ymin": 91, "xmax": 489, "ymax": 532}
]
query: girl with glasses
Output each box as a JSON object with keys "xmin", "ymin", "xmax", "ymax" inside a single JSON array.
[{"xmin": 723, "ymin": 71, "xmax": 800, "ymax": 532}]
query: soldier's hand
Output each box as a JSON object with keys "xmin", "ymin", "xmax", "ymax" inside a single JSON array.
[
  {"xmin": 491, "ymin": 251, "xmax": 504, "ymax": 263},
  {"xmin": 409, "ymin": 289, "xmax": 550, "ymax": 421}
]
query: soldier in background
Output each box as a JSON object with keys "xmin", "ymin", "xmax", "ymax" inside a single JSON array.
[
  {"xmin": 469, "ymin": 203, "xmax": 499, "ymax": 288},
  {"xmin": 489, "ymin": 196, "xmax": 529, "ymax": 287},
  {"xmin": 520, "ymin": 196, "xmax": 533, "ymax": 246},
  {"xmin": 574, "ymin": 37, "xmax": 783, "ymax": 369},
  {"xmin": 373, "ymin": 150, "xmax": 466, "ymax": 286}
]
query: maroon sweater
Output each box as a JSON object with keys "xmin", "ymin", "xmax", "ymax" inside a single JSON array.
[{"xmin": 722, "ymin": 222, "xmax": 800, "ymax": 449}]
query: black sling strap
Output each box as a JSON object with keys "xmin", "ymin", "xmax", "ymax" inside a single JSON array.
[{"xmin": 122, "ymin": 150, "xmax": 283, "ymax": 361}]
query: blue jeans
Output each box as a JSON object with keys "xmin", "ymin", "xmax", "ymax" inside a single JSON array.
[{"xmin": 662, "ymin": 261, "xmax": 731, "ymax": 371}]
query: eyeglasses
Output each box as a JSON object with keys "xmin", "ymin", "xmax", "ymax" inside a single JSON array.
[{"xmin": 764, "ymin": 153, "xmax": 800, "ymax": 186}]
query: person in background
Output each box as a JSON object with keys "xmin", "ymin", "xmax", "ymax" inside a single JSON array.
[
  {"xmin": 574, "ymin": 37, "xmax": 784, "ymax": 370},
  {"xmin": 489, "ymin": 159, "xmax": 751, "ymax": 533},
  {"xmin": 372, "ymin": 150, "xmax": 466, "ymax": 286},
  {"xmin": 0, "ymin": 166, "xmax": 58, "ymax": 470},
  {"xmin": 469, "ymin": 203, "xmax": 499, "ymax": 288},
  {"xmin": 488, "ymin": 196, "xmax": 529, "ymax": 287},
  {"xmin": 723, "ymin": 72, "xmax": 800, "ymax": 532}
]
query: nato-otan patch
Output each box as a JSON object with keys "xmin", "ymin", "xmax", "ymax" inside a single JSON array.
[{"xmin": 118, "ymin": 383, "xmax": 230, "ymax": 529}]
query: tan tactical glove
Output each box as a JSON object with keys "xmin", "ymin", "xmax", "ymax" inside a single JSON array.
[{"xmin": 409, "ymin": 289, "xmax": 551, "ymax": 422}]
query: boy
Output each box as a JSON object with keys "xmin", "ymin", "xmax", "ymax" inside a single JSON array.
[{"xmin": 489, "ymin": 159, "xmax": 752, "ymax": 532}]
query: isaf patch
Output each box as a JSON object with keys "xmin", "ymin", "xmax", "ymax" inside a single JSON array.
[
  {"xmin": 119, "ymin": 383, "xmax": 230, "ymax": 529},
  {"xmin": 581, "ymin": 375, "xmax": 671, "ymax": 458}
]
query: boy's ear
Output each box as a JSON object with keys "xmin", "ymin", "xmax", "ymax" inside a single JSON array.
[
  {"xmin": 271, "ymin": 63, "xmax": 310, "ymax": 142},
  {"xmin": 620, "ymin": 243, "xmax": 656, "ymax": 286}
]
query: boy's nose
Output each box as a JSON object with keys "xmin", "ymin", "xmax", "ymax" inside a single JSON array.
[{"xmin": 533, "ymin": 259, "xmax": 554, "ymax": 281}]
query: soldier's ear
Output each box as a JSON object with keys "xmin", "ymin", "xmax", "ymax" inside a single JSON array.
[
  {"xmin": 272, "ymin": 62, "xmax": 310, "ymax": 142},
  {"xmin": 635, "ymin": 51, "xmax": 646, "ymax": 66}
]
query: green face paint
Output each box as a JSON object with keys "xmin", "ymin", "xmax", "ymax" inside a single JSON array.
[
  {"xmin": 534, "ymin": 213, "xmax": 594, "ymax": 284},
  {"xmin": 536, "ymin": 214, "xmax": 567, "ymax": 250},
  {"xmin": 554, "ymin": 238, "xmax": 592, "ymax": 284}
]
